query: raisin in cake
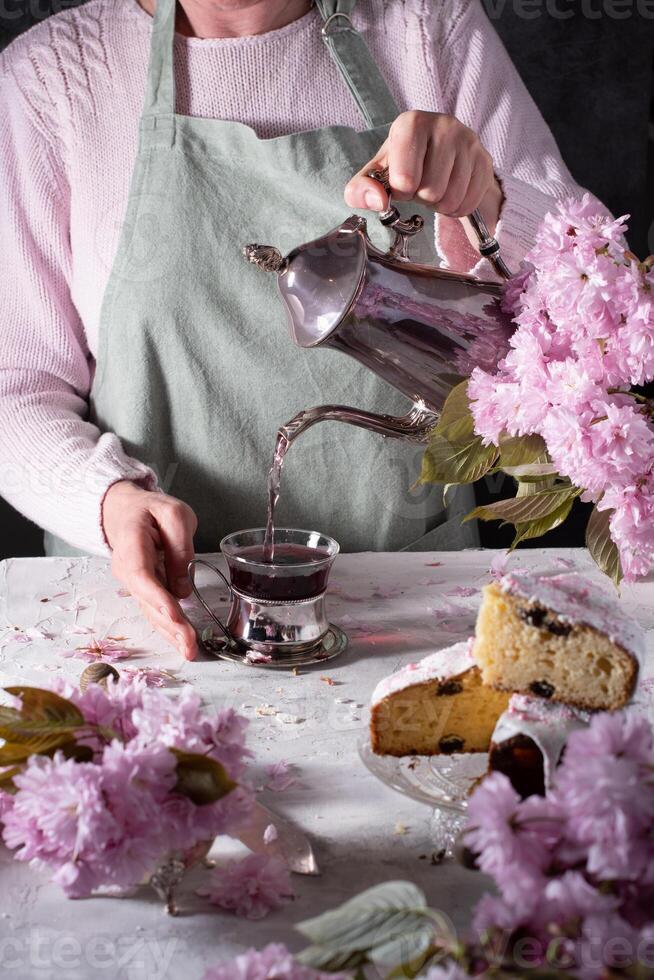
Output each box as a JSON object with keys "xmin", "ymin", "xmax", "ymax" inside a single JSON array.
[
  {"xmin": 488, "ymin": 694, "xmax": 589, "ymax": 799},
  {"xmin": 370, "ymin": 640, "xmax": 510, "ymax": 757},
  {"xmin": 474, "ymin": 570, "xmax": 643, "ymax": 711}
]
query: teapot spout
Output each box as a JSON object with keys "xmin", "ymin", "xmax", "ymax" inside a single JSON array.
[{"xmin": 280, "ymin": 400, "xmax": 438, "ymax": 445}]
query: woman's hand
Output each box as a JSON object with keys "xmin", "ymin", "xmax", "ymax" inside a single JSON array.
[
  {"xmin": 345, "ymin": 110, "xmax": 503, "ymax": 228},
  {"xmin": 102, "ymin": 481, "xmax": 198, "ymax": 659}
]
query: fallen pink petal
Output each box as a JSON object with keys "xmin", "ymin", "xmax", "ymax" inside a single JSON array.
[{"xmin": 265, "ymin": 761, "xmax": 298, "ymax": 792}]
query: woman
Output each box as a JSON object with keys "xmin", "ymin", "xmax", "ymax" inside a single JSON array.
[{"xmin": 0, "ymin": 0, "xmax": 597, "ymax": 658}]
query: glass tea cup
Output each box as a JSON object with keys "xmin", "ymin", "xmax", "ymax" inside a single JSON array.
[{"xmin": 188, "ymin": 528, "xmax": 339, "ymax": 657}]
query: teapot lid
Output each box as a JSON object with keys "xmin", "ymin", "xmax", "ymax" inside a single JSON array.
[{"xmin": 265, "ymin": 216, "xmax": 368, "ymax": 349}]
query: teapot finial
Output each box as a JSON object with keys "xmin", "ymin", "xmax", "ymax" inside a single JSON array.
[{"xmin": 243, "ymin": 244, "xmax": 287, "ymax": 274}]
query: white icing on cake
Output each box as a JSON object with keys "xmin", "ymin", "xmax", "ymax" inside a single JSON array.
[
  {"xmin": 499, "ymin": 570, "xmax": 645, "ymax": 666},
  {"xmin": 491, "ymin": 693, "xmax": 589, "ymax": 789},
  {"xmin": 371, "ymin": 639, "xmax": 475, "ymax": 706}
]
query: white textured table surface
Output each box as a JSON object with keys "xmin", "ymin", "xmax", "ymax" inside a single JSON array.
[{"xmin": 0, "ymin": 548, "xmax": 652, "ymax": 980}]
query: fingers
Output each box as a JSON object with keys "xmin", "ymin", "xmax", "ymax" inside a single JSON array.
[
  {"xmin": 152, "ymin": 497, "xmax": 198, "ymax": 599},
  {"xmin": 137, "ymin": 598, "xmax": 198, "ymax": 661},
  {"xmin": 344, "ymin": 138, "xmax": 391, "ymax": 211},
  {"xmin": 455, "ymin": 151, "xmax": 495, "ymax": 218},
  {"xmin": 436, "ymin": 152, "xmax": 474, "ymax": 218},
  {"xmin": 344, "ymin": 110, "xmax": 496, "ymax": 220},
  {"xmin": 385, "ymin": 111, "xmax": 431, "ymax": 201},
  {"xmin": 110, "ymin": 514, "xmax": 198, "ymax": 660},
  {"xmin": 415, "ymin": 136, "xmax": 455, "ymax": 210},
  {"xmin": 124, "ymin": 564, "xmax": 197, "ymax": 658},
  {"xmin": 124, "ymin": 569, "xmax": 198, "ymax": 660}
]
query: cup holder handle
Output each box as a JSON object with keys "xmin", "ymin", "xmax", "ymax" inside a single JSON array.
[{"xmin": 187, "ymin": 558, "xmax": 233, "ymax": 644}]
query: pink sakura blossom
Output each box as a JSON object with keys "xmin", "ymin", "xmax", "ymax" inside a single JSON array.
[
  {"xmin": 488, "ymin": 552, "xmax": 509, "ymax": 579},
  {"xmin": 443, "ymin": 586, "xmax": 477, "ymax": 598},
  {"xmin": 465, "ymin": 774, "xmax": 560, "ymax": 910},
  {"xmin": 265, "ymin": 760, "xmax": 298, "ymax": 792},
  {"xmin": 472, "ymin": 892, "xmax": 524, "ymax": 938},
  {"xmin": 469, "ymin": 194, "xmax": 654, "ymax": 579},
  {"xmin": 118, "ymin": 666, "xmax": 182, "ymax": 688},
  {"xmin": 202, "ymin": 944, "xmax": 349, "ymax": 980},
  {"xmin": 466, "ymin": 710, "xmax": 654, "ymax": 973},
  {"xmin": 263, "ymin": 823, "xmax": 278, "ymax": 845},
  {"xmin": 468, "ymin": 370, "xmax": 520, "ymax": 446},
  {"xmin": 1, "ymin": 676, "xmax": 254, "ymax": 898},
  {"xmin": 197, "ymin": 853, "xmax": 293, "ymax": 920},
  {"xmin": 552, "ymin": 712, "xmax": 654, "ymax": 882},
  {"xmin": 132, "ymin": 686, "xmax": 252, "ymax": 780},
  {"xmin": 540, "ymin": 870, "xmax": 619, "ymax": 925},
  {"xmin": 576, "ymin": 914, "xmax": 644, "ymax": 980},
  {"xmin": 500, "ymin": 261, "xmax": 534, "ymax": 317},
  {"xmin": 52, "ymin": 675, "xmax": 146, "ymax": 747},
  {"xmin": 600, "ymin": 482, "xmax": 654, "ymax": 581},
  {"xmin": 59, "ymin": 637, "xmax": 132, "ymax": 663},
  {"xmin": 1, "ymin": 745, "xmax": 175, "ymax": 897}
]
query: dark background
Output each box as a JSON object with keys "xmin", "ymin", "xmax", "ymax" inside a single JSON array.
[{"xmin": 1, "ymin": 0, "xmax": 653, "ymax": 558}]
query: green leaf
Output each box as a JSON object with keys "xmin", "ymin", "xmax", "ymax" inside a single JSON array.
[
  {"xmin": 442, "ymin": 483, "xmax": 458, "ymax": 508},
  {"xmin": 516, "ymin": 475, "xmax": 556, "ymax": 497},
  {"xmin": 296, "ymin": 947, "xmax": 368, "ymax": 973},
  {"xmin": 0, "ymin": 688, "xmax": 85, "ymax": 743},
  {"xmin": 419, "ymin": 379, "xmax": 500, "ymax": 486},
  {"xmin": 512, "ymin": 496, "xmax": 576, "ymax": 547},
  {"xmin": 464, "ymin": 485, "xmax": 580, "ymax": 526},
  {"xmin": 172, "ymin": 750, "xmax": 236, "ymax": 805},
  {"xmin": 501, "ymin": 462, "xmax": 559, "ymax": 479},
  {"xmin": 0, "ymin": 733, "xmax": 79, "ymax": 765},
  {"xmin": 0, "ymin": 705, "xmax": 24, "ymax": 732},
  {"xmin": 369, "ymin": 926, "xmax": 435, "ymax": 971},
  {"xmin": 436, "ymin": 380, "xmax": 472, "ymax": 432},
  {"xmin": 420, "ymin": 428, "xmax": 498, "ymax": 486},
  {"xmin": 586, "ymin": 505, "xmax": 622, "ymax": 585},
  {"xmin": 497, "ymin": 433, "xmax": 547, "ymax": 469},
  {"xmin": 297, "ymin": 881, "xmax": 429, "ymax": 959}
]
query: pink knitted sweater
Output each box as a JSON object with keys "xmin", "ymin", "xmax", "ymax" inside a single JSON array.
[{"xmin": 0, "ymin": 0, "xmax": 590, "ymax": 554}]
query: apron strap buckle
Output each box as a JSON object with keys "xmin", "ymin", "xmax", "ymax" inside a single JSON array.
[{"xmin": 321, "ymin": 11, "xmax": 354, "ymax": 36}]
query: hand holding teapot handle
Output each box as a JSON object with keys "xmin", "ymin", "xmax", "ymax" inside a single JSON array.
[{"xmin": 346, "ymin": 111, "xmax": 513, "ymax": 279}]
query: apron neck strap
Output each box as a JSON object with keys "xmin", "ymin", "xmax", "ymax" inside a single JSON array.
[
  {"xmin": 143, "ymin": 0, "xmax": 398, "ymax": 130},
  {"xmin": 314, "ymin": 0, "xmax": 398, "ymax": 128},
  {"xmin": 142, "ymin": 0, "xmax": 177, "ymax": 128}
]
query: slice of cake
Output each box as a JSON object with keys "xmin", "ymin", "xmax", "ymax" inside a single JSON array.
[
  {"xmin": 488, "ymin": 694, "xmax": 589, "ymax": 799},
  {"xmin": 474, "ymin": 570, "xmax": 644, "ymax": 711},
  {"xmin": 370, "ymin": 640, "xmax": 511, "ymax": 757}
]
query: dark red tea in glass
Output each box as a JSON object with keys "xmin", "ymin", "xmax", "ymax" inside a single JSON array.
[{"xmin": 222, "ymin": 530, "xmax": 339, "ymax": 603}]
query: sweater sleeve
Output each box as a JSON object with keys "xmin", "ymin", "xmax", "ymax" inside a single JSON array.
[
  {"xmin": 0, "ymin": 55, "xmax": 158, "ymax": 555},
  {"xmin": 428, "ymin": 0, "xmax": 602, "ymax": 277}
]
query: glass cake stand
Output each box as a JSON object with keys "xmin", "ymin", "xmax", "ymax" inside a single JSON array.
[{"xmin": 358, "ymin": 736, "xmax": 487, "ymax": 856}]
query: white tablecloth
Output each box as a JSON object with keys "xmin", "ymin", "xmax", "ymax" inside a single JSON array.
[{"xmin": 0, "ymin": 548, "xmax": 652, "ymax": 979}]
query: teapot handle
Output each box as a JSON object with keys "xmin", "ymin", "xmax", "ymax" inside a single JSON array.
[{"xmin": 367, "ymin": 166, "xmax": 513, "ymax": 280}]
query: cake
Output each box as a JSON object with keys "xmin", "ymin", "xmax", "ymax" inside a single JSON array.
[
  {"xmin": 488, "ymin": 694, "xmax": 589, "ymax": 798},
  {"xmin": 370, "ymin": 640, "xmax": 511, "ymax": 757},
  {"xmin": 473, "ymin": 570, "xmax": 644, "ymax": 711}
]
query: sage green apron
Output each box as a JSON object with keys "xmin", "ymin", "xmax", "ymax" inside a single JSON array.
[{"xmin": 45, "ymin": 0, "xmax": 477, "ymax": 557}]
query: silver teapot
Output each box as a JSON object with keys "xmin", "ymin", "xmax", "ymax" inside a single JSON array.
[{"xmin": 245, "ymin": 168, "xmax": 515, "ymax": 443}]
